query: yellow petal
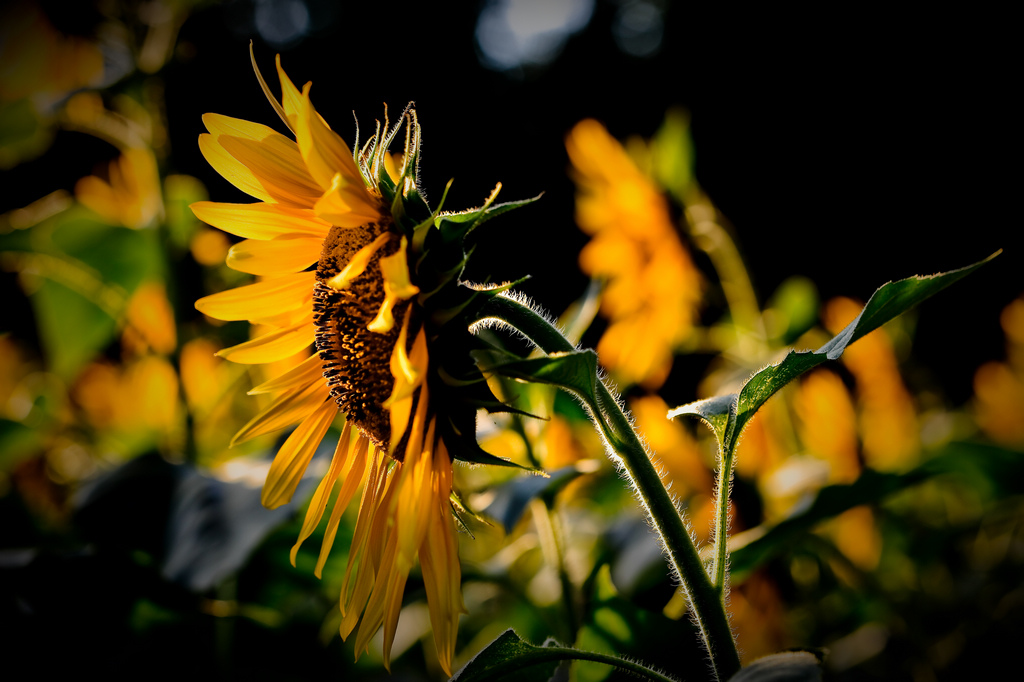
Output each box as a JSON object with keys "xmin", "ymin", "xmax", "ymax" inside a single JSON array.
[
  {"xmin": 250, "ymin": 43, "xmax": 294, "ymax": 135},
  {"xmin": 248, "ymin": 352, "xmax": 324, "ymax": 395},
  {"xmin": 294, "ymin": 84, "xmax": 362, "ymax": 190},
  {"xmin": 276, "ymin": 54, "xmax": 305, "ymax": 129},
  {"xmin": 195, "ymin": 271, "xmax": 313, "ymax": 321},
  {"xmin": 231, "ymin": 377, "xmax": 329, "ymax": 446},
  {"xmin": 326, "ymin": 232, "xmax": 390, "ymax": 289},
  {"xmin": 220, "ymin": 134, "xmax": 322, "ymax": 207},
  {"xmin": 368, "ymin": 237, "xmax": 419, "ymax": 333},
  {"xmin": 419, "ymin": 441, "xmax": 462, "ymax": 676},
  {"xmin": 314, "ymin": 434, "xmax": 370, "ymax": 578},
  {"xmin": 191, "ymin": 201, "xmax": 330, "ymax": 239},
  {"xmin": 314, "ymin": 172, "xmax": 381, "ymax": 227},
  {"xmin": 227, "ymin": 235, "xmax": 322, "ymax": 275},
  {"xmin": 290, "ymin": 422, "xmax": 351, "ymax": 565},
  {"xmin": 216, "ymin": 317, "xmax": 314, "ymax": 364},
  {"xmin": 199, "ymin": 132, "xmax": 273, "ymax": 203},
  {"xmin": 262, "ymin": 398, "xmax": 338, "ymax": 508}
]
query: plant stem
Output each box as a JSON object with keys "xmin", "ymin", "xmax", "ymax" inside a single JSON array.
[{"xmin": 483, "ymin": 295, "xmax": 741, "ymax": 681}]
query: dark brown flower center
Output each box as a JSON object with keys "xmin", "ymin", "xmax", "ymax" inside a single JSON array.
[{"xmin": 313, "ymin": 221, "xmax": 410, "ymax": 453}]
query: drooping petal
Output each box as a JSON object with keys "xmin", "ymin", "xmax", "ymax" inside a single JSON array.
[
  {"xmin": 262, "ymin": 398, "xmax": 338, "ymax": 508},
  {"xmin": 227, "ymin": 234, "xmax": 322, "ymax": 275},
  {"xmin": 368, "ymin": 237, "xmax": 419, "ymax": 333},
  {"xmin": 195, "ymin": 271, "xmax": 314, "ymax": 321},
  {"xmin": 191, "ymin": 201, "xmax": 330, "ymax": 239},
  {"xmin": 216, "ymin": 316, "xmax": 314, "ymax": 364},
  {"xmin": 231, "ymin": 377, "xmax": 329, "ymax": 446},
  {"xmin": 314, "ymin": 434, "xmax": 370, "ymax": 578},
  {"xmin": 290, "ymin": 422, "xmax": 351, "ymax": 565},
  {"xmin": 325, "ymin": 232, "xmax": 391, "ymax": 290}
]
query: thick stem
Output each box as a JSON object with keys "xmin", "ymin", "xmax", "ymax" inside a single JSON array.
[
  {"xmin": 481, "ymin": 295, "xmax": 741, "ymax": 681},
  {"xmin": 712, "ymin": 448, "xmax": 734, "ymax": 593}
]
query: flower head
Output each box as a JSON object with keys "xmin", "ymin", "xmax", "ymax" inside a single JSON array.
[
  {"xmin": 566, "ymin": 119, "xmax": 702, "ymax": 389},
  {"xmin": 193, "ymin": 48, "xmax": 532, "ymax": 673}
]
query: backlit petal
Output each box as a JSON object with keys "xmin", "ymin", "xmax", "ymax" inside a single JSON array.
[
  {"xmin": 191, "ymin": 201, "xmax": 330, "ymax": 239},
  {"xmin": 294, "ymin": 84, "xmax": 362, "ymax": 190},
  {"xmin": 195, "ymin": 271, "xmax": 313, "ymax": 321},
  {"xmin": 227, "ymin": 235, "xmax": 322, "ymax": 275},
  {"xmin": 216, "ymin": 317, "xmax": 314, "ymax": 364},
  {"xmin": 262, "ymin": 398, "xmax": 338, "ymax": 508},
  {"xmin": 231, "ymin": 377, "xmax": 329, "ymax": 445}
]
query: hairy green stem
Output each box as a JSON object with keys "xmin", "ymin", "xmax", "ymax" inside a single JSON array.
[{"xmin": 482, "ymin": 295, "xmax": 741, "ymax": 681}]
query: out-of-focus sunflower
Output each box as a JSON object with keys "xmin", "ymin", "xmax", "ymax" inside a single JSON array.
[
  {"xmin": 565, "ymin": 119, "xmax": 702, "ymax": 389},
  {"xmin": 192, "ymin": 50, "xmax": 534, "ymax": 673}
]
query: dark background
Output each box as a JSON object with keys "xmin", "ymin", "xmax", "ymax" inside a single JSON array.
[{"xmin": 4, "ymin": 1, "xmax": 1018, "ymax": 405}]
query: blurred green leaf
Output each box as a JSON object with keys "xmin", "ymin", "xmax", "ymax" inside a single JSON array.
[
  {"xmin": 163, "ymin": 174, "xmax": 208, "ymax": 250},
  {"xmin": 32, "ymin": 278, "xmax": 119, "ymax": 379},
  {"xmin": 764, "ymin": 276, "xmax": 819, "ymax": 344},
  {"xmin": 12, "ymin": 209, "xmax": 165, "ymax": 379},
  {"xmin": 651, "ymin": 108, "xmax": 694, "ymax": 200},
  {"xmin": 0, "ymin": 418, "xmax": 42, "ymax": 470},
  {"xmin": 483, "ymin": 464, "xmax": 587, "ymax": 533},
  {"xmin": 729, "ymin": 441, "xmax": 1024, "ymax": 579},
  {"xmin": 0, "ymin": 98, "xmax": 53, "ymax": 169}
]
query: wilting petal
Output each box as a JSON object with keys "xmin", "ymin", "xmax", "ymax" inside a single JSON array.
[
  {"xmin": 231, "ymin": 377, "xmax": 329, "ymax": 446},
  {"xmin": 314, "ymin": 434, "xmax": 370, "ymax": 578},
  {"xmin": 290, "ymin": 422, "xmax": 351, "ymax": 565},
  {"xmin": 262, "ymin": 399, "xmax": 338, "ymax": 508},
  {"xmin": 195, "ymin": 271, "xmax": 313, "ymax": 321},
  {"xmin": 216, "ymin": 316, "xmax": 314, "ymax": 364},
  {"xmin": 227, "ymin": 234, "xmax": 322, "ymax": 275}
]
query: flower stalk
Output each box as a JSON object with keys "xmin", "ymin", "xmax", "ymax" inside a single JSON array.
[{"xmin": 480, "ymin": 294, "xmax": 741, "ymax": 681}]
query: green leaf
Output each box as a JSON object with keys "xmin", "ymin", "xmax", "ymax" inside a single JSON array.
[
  {"xmin": 451, "ymin": 629, "xmax": 680, "ymax": 682},
  {"xmin": 472, "ymin": 349, "xmax": 601, "ymax": 413},
  {"xmin": 733, "ymin": 252, "xmax": 998, "ymax": 443},
  {"xmin": 728, "ymin": 652, "xmax": 822, "ymax": 682},
  {"xmin": 449, "ymin": 630, "xmax": 564, "ymax": 682},
  {"xmin": 670, "ymin": 253, "xmax": 1000, "ymax": 459},
  {"xmin": 666, "ymin": 394, "xmax": 734, "ymax": 451},
  {"xmin": 651, "ymin": 107, "xmax": 695, "ymax": 200}
]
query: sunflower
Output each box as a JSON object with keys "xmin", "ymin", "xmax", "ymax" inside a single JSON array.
[
  {"xmin": 565, "ymin": 119, "xmax": 702, "ymax": 390},
  {"xmin": 192, "ymin": 49, "xmax": 531, "ymax": 674}
]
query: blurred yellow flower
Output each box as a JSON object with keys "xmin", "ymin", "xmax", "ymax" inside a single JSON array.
[
  {"xmin": 123, "ymin": 282, "xmax": 177, "ymax": 356},
  {"xmin": 566, "ymin": 119, "xmax": 702, "ymax": 389},
  {"xmin": 973, "ymin": 295, "xmax": 1024, "ymax": 447},
  {"xmin": 75, "ymin": 147, "xmax": 163, "ymax": 229},
  {"xmin": 73, "ymin": 355, "xmax": 179, "ymax": 435},
  {"xmin": 0, "ymin": 3, "xmax": 104, "ymax": 104},
  {"xmin": 824, "ymin": 297, "xmax": 918, "ymax": 471}
]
